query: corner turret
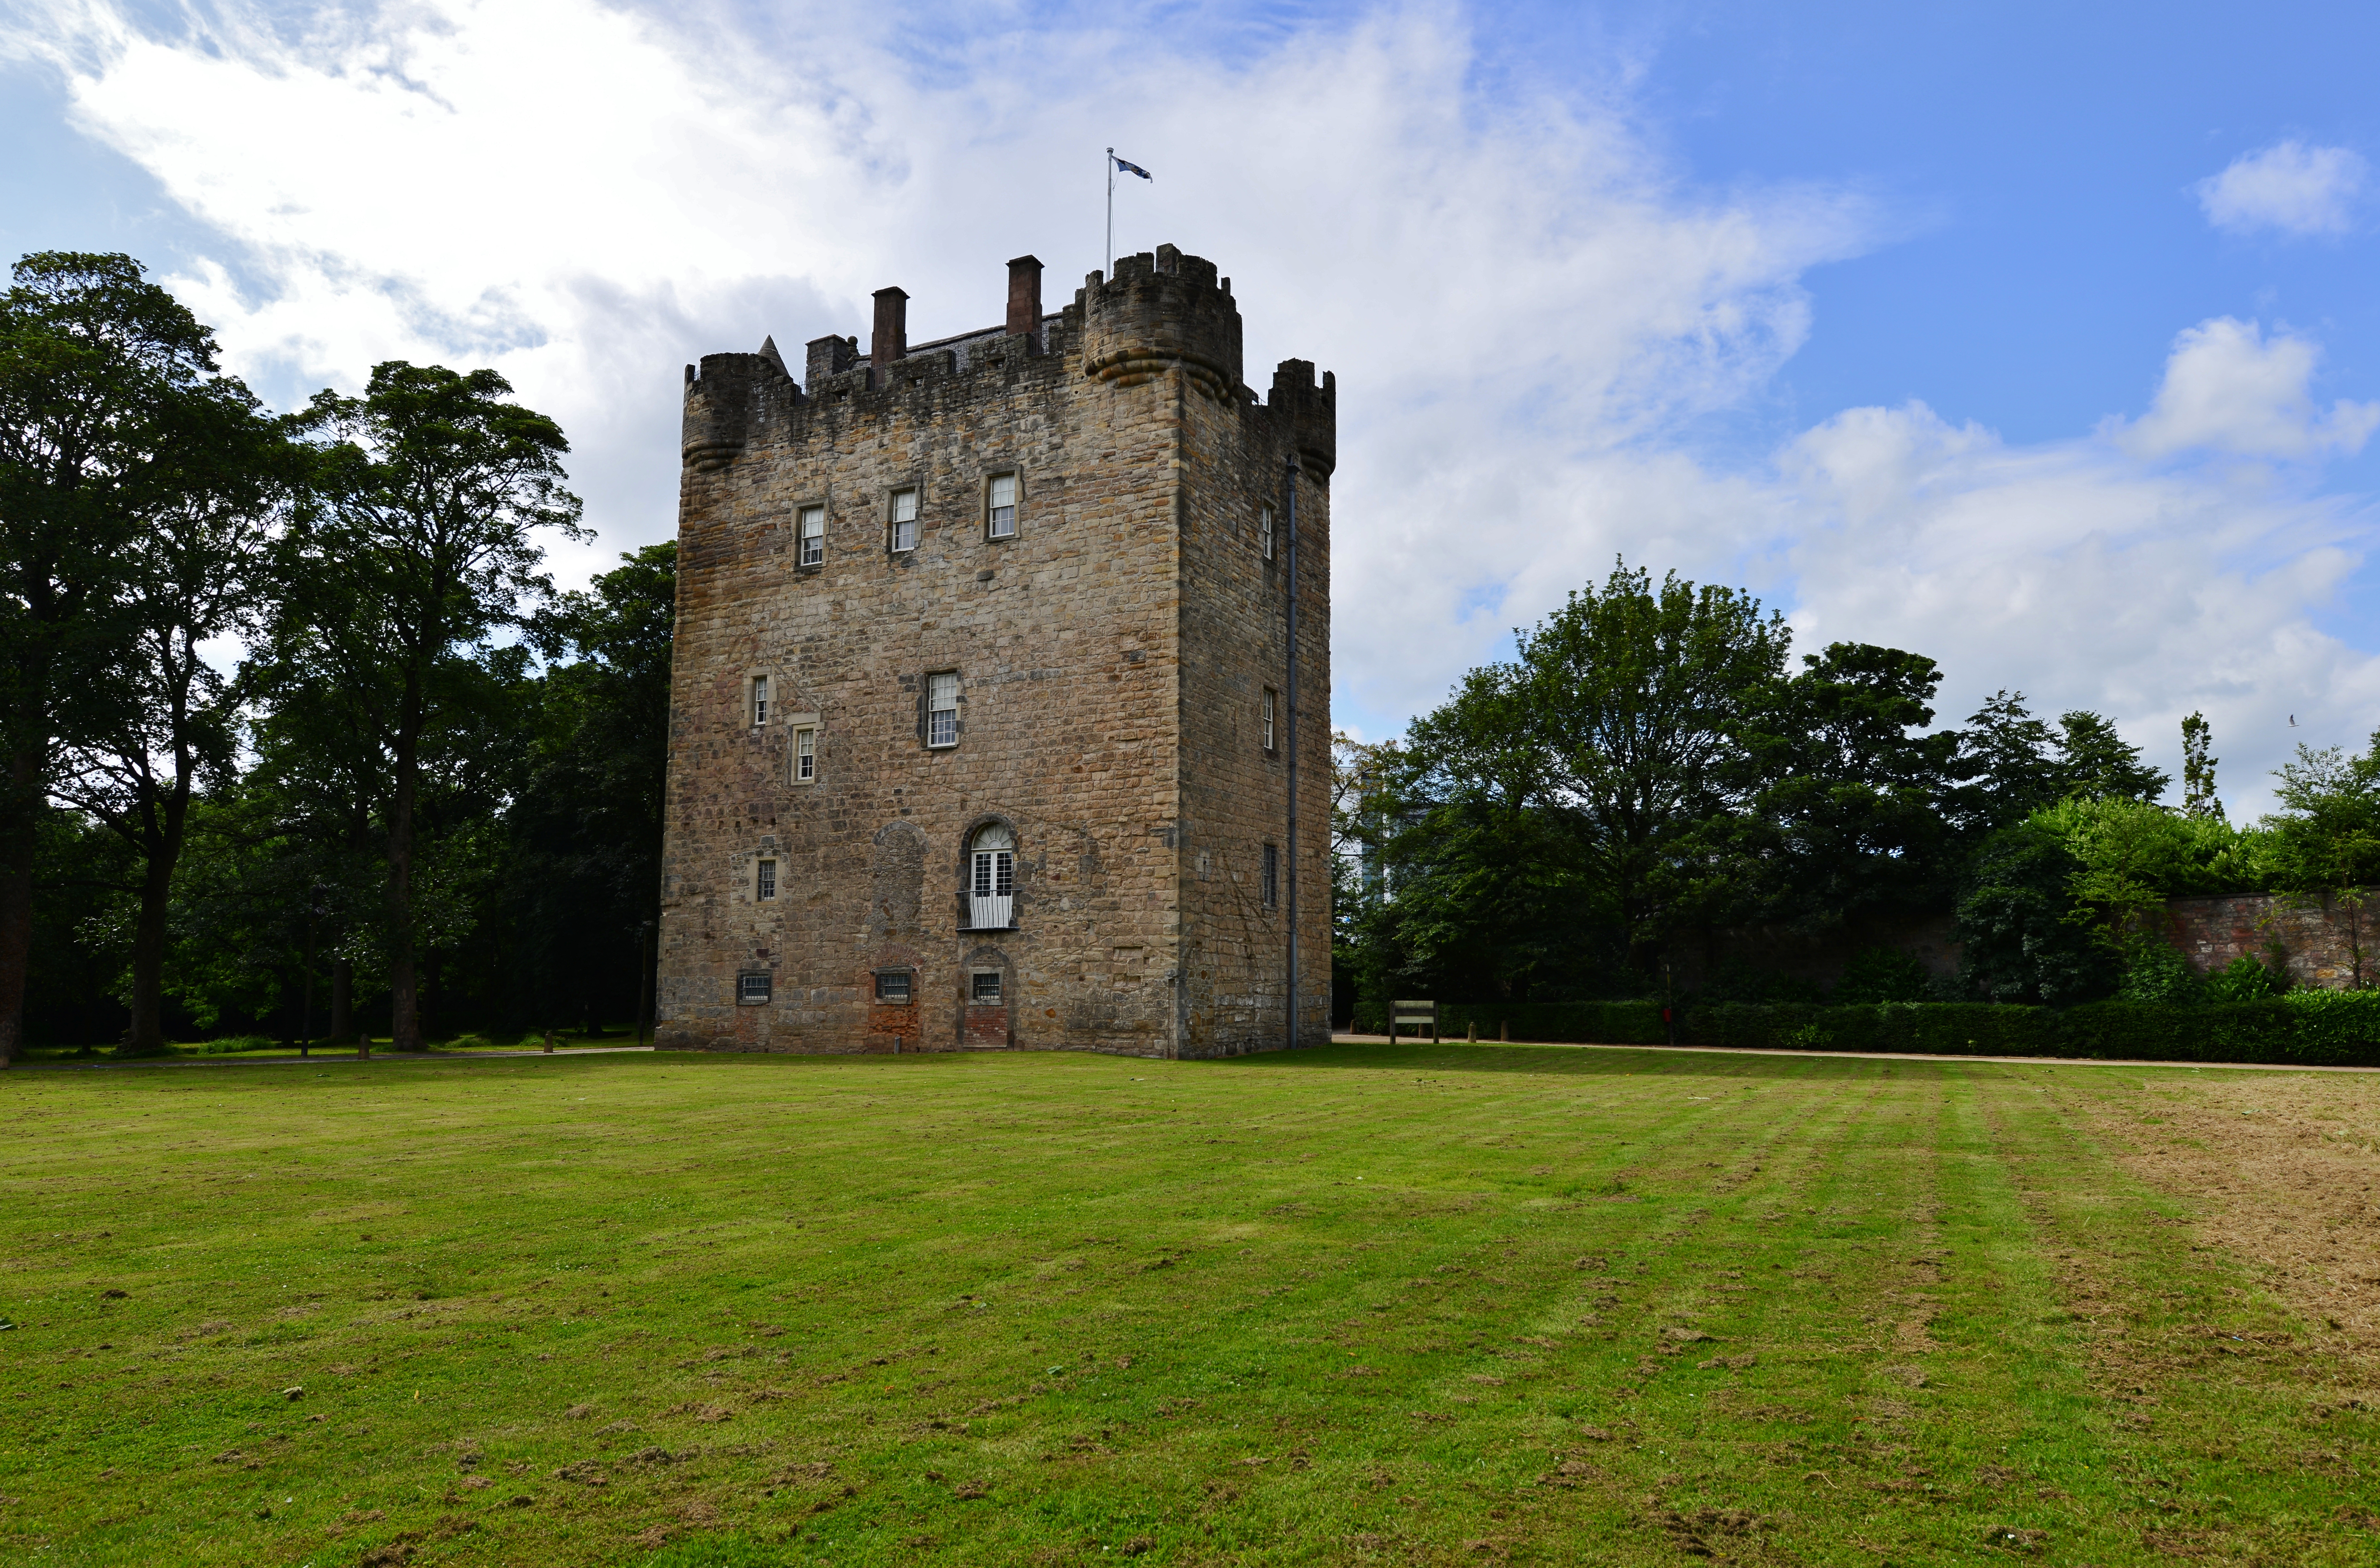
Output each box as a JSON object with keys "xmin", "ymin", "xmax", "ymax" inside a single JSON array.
[{"xmin": 1079, "ymin": 244, "xmax": 1243, "ymax": 401}]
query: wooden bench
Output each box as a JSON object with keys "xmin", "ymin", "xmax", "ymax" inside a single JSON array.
[{"xmin": 1388, "ymin": 999, "xmax": 1439, "ymax": 1043}]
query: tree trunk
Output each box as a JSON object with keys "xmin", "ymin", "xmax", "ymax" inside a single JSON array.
[
  {"xmin": 330, "ymin": 957, "xmax": 354, "ymax": 1044},
  {"xmin": 0, "ymin": 746, "xmax": 42, "ymax": 1068},
  {"xmin": 124, "ymin": 845, "xmax": 176, "ymax": 1053},
  {"xmin": 387, "ymin": 750, "xmax": 420, "ymax": 1051}
]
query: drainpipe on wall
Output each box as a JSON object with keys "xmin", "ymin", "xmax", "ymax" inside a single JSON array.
[{"xmin": 1284, "ymin": 454, "xmax": 1300, "ymax": 1052}]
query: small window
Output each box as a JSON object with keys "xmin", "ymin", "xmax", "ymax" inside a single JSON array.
[
  {"xmin": 1260, "ymin": 504, "xmax": 1275, "ymax": 560},
  {"xmin": 891, "ymin": 488, "xmax": 919, "ymax": 553},
  {"xmin": 971, "ymin": 971, "xmax": 1003, "ymax": 1004},
  {"xmin": 875, "ymin": 970, "xmax": 912, "ymax": 1004},
  {"xmin": 793, "ymin": 727, "xmax": 816, "ymax": 784},
  {"xmin": 751, "ymin": 676, "xmax": 769, "ymax": 727},
  {"xmin": 1262, "ymin": 843, "xmax": 1279, "ymax": 909},
  {"xmin": 926, "ymin": 671, "xmax": 960, "ymax": 748},
  {"xmin": 756, "ymin": 857, "xmax": 776, "ymax": 901},
  {"xmin": 987, "ymin": 474, "xmax": 1017, "ymax": 539},
  {"xmin": 738, "ymin": 971, "xmax": 772, "ymax": 1005},
  {"xmin": 798, "ymin": 505, "xmax": 825, "ymax": 567},
  {"xmin": 1261, "ymin": 687, "xmax": 1277, "ymax": 751}
]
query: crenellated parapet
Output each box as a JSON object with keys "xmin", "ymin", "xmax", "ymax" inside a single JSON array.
[
  {"xmin": 1266, "ymin": 358, "xmax": 1337, "ymax": 481},
  {"xmin": 1078, "ymin": 244, "xmax": 1244, "ymax": 403},
  {"xmin": 682, "ymin": 343, "xmax": 796, "ymax": 473}
]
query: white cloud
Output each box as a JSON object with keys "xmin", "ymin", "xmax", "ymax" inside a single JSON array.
[
  {"xmin": 1782, "ymin": 397, "xmax": 2380, "ymax": 815},
  {"xmin": 2114, "ymin": 316, "xmax": 2380, "ymax": 461},
  {"xmin": 9, "ymin": 0, "xmax": 2380, "ymax": 816},
  {"xmin": 2193, "ymin": 140, "xmax": 2368, "ymax": 238}
]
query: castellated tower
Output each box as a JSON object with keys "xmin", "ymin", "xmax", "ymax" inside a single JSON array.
[{"xmin": 657, "ymin": 245, "xmax": 1334, "ymax": 1058}]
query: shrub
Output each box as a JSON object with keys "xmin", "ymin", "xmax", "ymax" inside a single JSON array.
[
  {"xmin": 441, "ymin": 1033, "xmax": 500, "ymax": 1051},
  {"xmin": 2204, "ymin": 952, "xmax": 2288, "ymax": 1002},
  {"xmin": 1833, "ymin": 948, "xmax": 1930, "ymax": 1003},
  {"xmin": 200, "ymin": 1035, "xmax": 274, "ymax": 1056}
]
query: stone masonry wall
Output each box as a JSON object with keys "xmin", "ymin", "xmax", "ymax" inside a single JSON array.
[
  {"xmin": 2159, "ymin": 887, "xmax": 2380, "ymax": 990},
  {"xmin": 657, "ymin": 246, "xmax": 1334, "ymax": 1057}
]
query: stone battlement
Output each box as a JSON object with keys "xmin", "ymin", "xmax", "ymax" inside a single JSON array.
[{"xmin": 681, "ymin": 245, "xmax": 1334, "ymax": 480}]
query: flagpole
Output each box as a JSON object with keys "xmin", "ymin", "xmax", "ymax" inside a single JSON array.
[{"xmin": 1105, "ymin": 147, "xmax": 1114, "ymax": 274}]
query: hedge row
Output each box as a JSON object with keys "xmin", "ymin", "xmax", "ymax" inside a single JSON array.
[{"xmin": 1362, "ymin": 991, "xmax": 2380, "ymax": 1067}]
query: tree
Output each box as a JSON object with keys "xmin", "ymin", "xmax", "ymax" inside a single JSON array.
[
  {"xmin": 0, "ymin": 251, "xmax": 266, "ymax": 1062},
  {"xmin": 1952, "ymin": 822, "xmax": 2118, "ymax": 1004},
  {"xmin": 1948, "ymin": 690, "xmax": 2062, "ymax": 832},
  {"xmin": 2181, "ymin": 711, "xmax": 2221, "ymax": 819},
  {"xmin": 2262, "ymin": 734, "xmax": 2380, "ymax": 987},
  {"xmin": 2052, "ymin": 710, "xmax": 2169, "ymax": 803},
  {"xmin": 1371, "ymin": 664, "xmax": 1607, "ymax": 1007},
  {"xmin": 51, "ymin": 382, "xmax": 293, "ymax": 1052},
  {"xmin": 511, "ymin": 543, "xmax": 676, "ymax": 1033},
  {"xmin": 281, "ymin": 363, "xmax": 583, "ymax": 1051},
  {"xmin": 1516, "ymin": 559, "xmax": 1790, "ymax": 966},
  {"xmin": 1724, "ymin": 642, "xmax": 1963, "ymax": 931}
]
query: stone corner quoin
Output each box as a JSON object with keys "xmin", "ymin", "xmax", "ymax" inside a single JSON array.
[{"xmin": 657, "ymin": 244, "xmax": 1334, "ymax": 1060}]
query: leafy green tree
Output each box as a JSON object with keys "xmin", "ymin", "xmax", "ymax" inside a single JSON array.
[
  {"xmin": 2181, "ymin": 711, "xmax": 2221, "ymax": 819},
  {"xmin": 2052, "ymin": 710, "xmax": 2169, "ymax": 802},
  {"xmin": 1952, "ymin": 821, "xmax": 2118, "ymax": 1004},
  {"xmin": 280, "ymin": 363, "xmax": 584, "ymax": 1050},
  {"xmin": 0, "ymin": 252, "xmax": 270, "ymax": 1061},
  {"xmin": 510, "ymin": 543, "xmax": 676, "ymax": 1033},
  {"xmin": 2261, "ymin": 734, "xmax": 2380, "ymax": 986},
  {"xmin": 1724, "ymin": 642, "xmax": 1963, "ymax": 932},
  {"xmin": 1948, "ymin": 690, "xmax": 2062, "ymax": 832},
  {"xmin": 1516, "ymin": 559, "xmax": 1790, "ymax": 966},
  {"xmin": 51, "ymin": 382, "xmax": 294, "ymax": 1052},
  {"xmin": 1369, "ymin": 664, "xmax": 1608, "ymax": 1008}
]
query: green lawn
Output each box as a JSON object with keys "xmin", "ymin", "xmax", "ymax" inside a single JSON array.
[{"xmin": 2, "ymin": 1045, "xmax": 2370, "ymax": 1566}]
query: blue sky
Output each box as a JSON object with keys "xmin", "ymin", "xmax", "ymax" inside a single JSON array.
[{"xmin": 4, "ymin": 0, "xmax": 2376, "ymax": 813}]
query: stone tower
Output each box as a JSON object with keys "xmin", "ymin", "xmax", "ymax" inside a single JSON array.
[{"xmin": 656, "ymin": 245, "xmax": 1334, "ymax": 1058}]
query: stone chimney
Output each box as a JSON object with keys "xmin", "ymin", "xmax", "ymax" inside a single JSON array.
[
  {"xmin": 870, "ymin": 287, "xmax": 908, "ymax": 375},
  {"xmin": 1006, "ymin": 256, "xmax": 1043, "ymax": 337}
]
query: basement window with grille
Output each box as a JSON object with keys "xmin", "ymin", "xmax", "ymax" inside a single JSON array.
[
  {"xmin": 737, "ymin": 970, "xmax": 772, "ymax": 1005},
  {"xmin": 987, "ymin": 473, "xmax": 1018, "ymax": 540},
  {"xmin": 797, "ymin": 504, "xmax": 825, "ymax": 567},
  {"xmin": 971, "ymin": 971, "xmax": 1003, "ymax": 1004},
  {"xmin": 875, "ymin": 970, "xmax": 913, "ymax": 1004},
  {"xmin": 891, "ymin": 488, "xmax": 919, "ymax": 553}
]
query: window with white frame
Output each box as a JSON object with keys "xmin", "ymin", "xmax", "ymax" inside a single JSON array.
[
  {"xmin": 1260, "ymin": 504, "xmax": 1275, "ymax": 560},
  {"xmin": 969, "ymin": 822, "xmax": 1016, "ymax": 929},
  {"xmin": 797, "ymin": 504, "xmax": 825, "ymax": 567},
  {"xmin": 793, "ymin": 726, "xmax": 817, "ymax": 784},
  {"xmin": 1262, "ymin": 843, "xmax": 1279, "ymax": 909},
  {"xmin": 891, "ymin": 488, "xmax": 919, "ymax": 552},
  {"xmin": 1262, "ymin": 686, "xmax": 1277, "ymax": 751},
  {"xmin": 926, "ymin": 671, "xmax": 960, "ymax": 748},
  {"xmin": 738, "ymin": 970, "xmax": 772, "ymax": 1004},
  {"xmin": 874, "ymin": 970, "xmax": 912, "ymax": 1004},
  {"xmin": 755, "ymin": 857, "xmax": 777, "ymax": 901},
  {"xmin": 987, "ymin": 473, "xmax": 1017, "ymax": 539},
  {"xmin": 751, "ymin": 675, "xmax": 769, "ymax": 727}
]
